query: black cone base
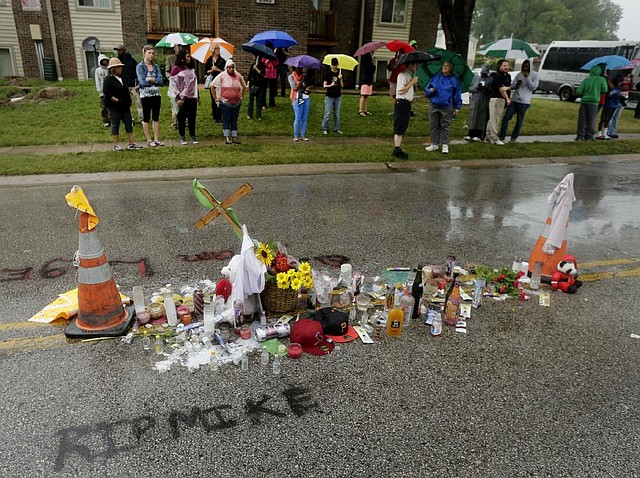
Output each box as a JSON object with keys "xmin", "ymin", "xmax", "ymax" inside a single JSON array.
[{"xmin": 64, "ymin": 305, "xmax": 135, "ymax": 339}]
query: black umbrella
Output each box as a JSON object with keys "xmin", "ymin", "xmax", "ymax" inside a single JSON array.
[
  {"xmin": 241, "ymin": 42, "xmax": 276, "ymax": 59},
  {"xmin": 395, "ymin": 50, "xmax": 441, "ymax": 66}
]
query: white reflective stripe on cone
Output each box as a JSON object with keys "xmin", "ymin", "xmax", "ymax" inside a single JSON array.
[
  {"xmin": 78, "ymin": 231, "xmax": 105, "ymax": 260},
  {"xmin": 78, "ymin": 262, "xmax": 113, "ymax": 285}
]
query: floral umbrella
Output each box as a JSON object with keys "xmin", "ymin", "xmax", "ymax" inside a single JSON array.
[
  {"xmin": 155, "ymin": 32, "xmax": 198, "ymax": 48},
  {"xmin": 190, "ymin": 37, "xmax": 234, "ymax": 64}
]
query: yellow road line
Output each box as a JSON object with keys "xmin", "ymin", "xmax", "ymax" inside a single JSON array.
[
  {"xmin": 582, "ymin": 258, "xmax": 640, "ymax": 268},
  {"xmin": 0, "ymin": 321, "xmax": 62, "ymax": 332},
  {"xmin": 580, "ymin": 267, "xmax": 640, "ymax": 282},
  {"xmin": 0, "ymin": 334, "xmax": 68, "ymax": 353}
]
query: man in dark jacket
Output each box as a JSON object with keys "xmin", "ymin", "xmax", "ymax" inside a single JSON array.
[
  {"xmin": 486, "ymin": 59, "xmax": 511, "ymax": 145},
  {"xmin": 115, "ymin": 44, "xmax": 143, "ymax": 123}
]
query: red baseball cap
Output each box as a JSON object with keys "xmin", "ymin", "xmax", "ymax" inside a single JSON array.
[
  {"xmin": 290, "ymin": 319, "xmax": 335, "ymax": 356},
  {"xmin": 316, "ymin": 307, "xmax": 358, "ymax": 343}
]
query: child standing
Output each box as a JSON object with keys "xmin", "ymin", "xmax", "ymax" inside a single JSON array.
[{"xmin": 94, "ymin": 54, "xmax": 110, "ymax": 127}]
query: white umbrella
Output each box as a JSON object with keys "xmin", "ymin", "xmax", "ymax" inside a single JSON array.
[
  {"xmin": 478, "ymin": 36, "xmax": 541, "ymax": 59},
  {"xmin": 190, "ymin": 37, "xmax": 234, "ymax": 64}
]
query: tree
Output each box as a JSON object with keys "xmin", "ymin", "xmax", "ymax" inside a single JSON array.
[
  {"xmin": 473, "ymin": 0, "xmax": 622, "ymax": 44},
  {"xmin": 438, "ymin": 0, "xmax": 476, "ymax": 58}
]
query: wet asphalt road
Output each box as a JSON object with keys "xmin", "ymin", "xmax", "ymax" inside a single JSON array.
[{"xmin": 1, "ymin": 159, "xmax": 639, "ymax": 477}]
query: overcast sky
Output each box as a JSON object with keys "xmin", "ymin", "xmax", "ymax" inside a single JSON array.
[{"xmin": 614, "ymin": 0, "xmax": 639, "ymax": 41}]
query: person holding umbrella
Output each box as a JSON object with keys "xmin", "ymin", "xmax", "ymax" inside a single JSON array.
[
  {"xmin": 358, "ymin": 52, "xmax": 375, "ymax": 116},
  {"xmin": 322, "ymin": 57, "xmax": 344, "ymax": 135},
  {"xmin": 424, "ymin": 61, "xmax": 462, "ymax": 154},
  {"xmin": 204, "ymin": 45, "xmax": 226, "ymax": 123},
  {"xmin": 392, "ymin": 61, "xmax": 419, "ymax": 160}
]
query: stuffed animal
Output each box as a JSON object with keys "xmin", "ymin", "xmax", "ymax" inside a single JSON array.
[{"xmin": 551, "ymin": 254, "xmax": 583, "ymax": 293}]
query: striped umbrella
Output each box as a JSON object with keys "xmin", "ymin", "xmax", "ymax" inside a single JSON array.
[
  {"xmin": 478, "ymin": 37, "xmax": 541, "ymax": 59},
  {"xmin": 190, "ymin": 37, "xmax": 234, "ymax": 64},
  {"xmin": 155, "ymin": 32, "xmax": 199, "ymax": 48}
]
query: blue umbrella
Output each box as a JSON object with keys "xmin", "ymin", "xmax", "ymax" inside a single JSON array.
[
  {"xmin": 581, "ymin": 55, "xmax": 631, "ymax": 71},
  {"xmin": 241, "ymin": 42, "xmax": 276, "ymax": 59},
  {"xmin": 250, "ymin": 30, "xmax": 297, "ymax": 48},
  {"xmin": 285, "ymin": 55, "xmax": 321, "ymax": 69}
]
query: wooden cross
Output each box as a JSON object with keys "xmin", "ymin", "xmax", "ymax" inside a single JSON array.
[{"xmin": 194, "ymin": 182, "xmax": 253, "ymax": 237}]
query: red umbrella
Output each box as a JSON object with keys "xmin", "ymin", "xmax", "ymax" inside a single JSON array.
[
  {"xmin": 386, "ymin": 40, "xmax": 415, "ymax": 53},
  {"xmin": 354, "ymin": 41, "xmax": 385, "ymax": 57}
]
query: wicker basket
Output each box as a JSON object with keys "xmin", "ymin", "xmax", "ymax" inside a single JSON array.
[{"xmin": 261, "ymin": 280, "xmax": 298, "ymax": 314}]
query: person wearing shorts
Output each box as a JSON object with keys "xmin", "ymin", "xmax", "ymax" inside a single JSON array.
[
  {"xmin": 392, "ymin": 61, "xmax": 418, "ymax": 160},
  {"xmin": 359, "ymin": 53, "xmax": 375, "ymax": 116},
  {"xmin": 136, "ymin": 45, "xmax": 165, "ymax": 147}
]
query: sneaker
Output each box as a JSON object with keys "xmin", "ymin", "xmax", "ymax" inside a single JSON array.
[
  {"xmin": 191, "ymin": 137, "xmax": 198, "ymax": 144},
  {"xmin": 148, "ymin": 141, "xmax": 157, "ymax": 147},
  {"xmin": 472, "ymin": 137, "xmax": 482, "ymax": 142},
  {"xmin": 225, "ymin": 137, "xmax": 232, "ymax": 145},
  {"xmin": 335, "ymin": 130, "xmax": 343, "ymax": 134},
  {"xmin": 154, "ymin": 140, "xmax": 165, "ymax": 147},
  {"xmin": 113, "ymin": 144, "xmax": 123, "ymax": 152},
  {"xmin": 392, "ymin": 148, "xmax": 409, "ymax": 160},
  {"xmin": 322, "ymin": 130, "xmax": 328, "ymax": 135},
  {"xmin": 425, "ymin": 144, "xmax": 439, "ymax": 152},
  {"xmin": 103, "ymin": 122, "xmax": 111, "ymax": 128},
  {"xmin": 302, "ymin": 137, "xmax": 309, "ymax": 141},
  {"xmin": 365, "ymin": 112, "xmax": 372, "ymax": 116},
  {"xmin": 442, "ymin": 144, "xmax": 449, "ymax": 154},
  {"xmin": 232, "ymin": 137, "xmax": 241, "ymax": 144},
  {"xmin": 463, "ymin": 136, "xmax": 471, "ymax": 141},
  {"xmin": 609, "ymin": 134, "xmax": 619, "ymax": 139},
  {"xmin": 509, "ymin": 138, "xmax": 517, "ymax": 143},
  {"xmin": 180, "ymin": 136, "xmax": 188, "ymax": 145},
  {"xmin": 293, "ymin": 137, "xmax": 299, "ymax": 142},
  {"xmin": 493, "ymin": 139, "xmax": 505, "ymax": 145},
  {"xmin": 128, "ymin": 143, "xmax": 143, "ymax": 150}
]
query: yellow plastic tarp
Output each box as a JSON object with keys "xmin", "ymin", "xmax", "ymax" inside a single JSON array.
[
  {"xmin": 65, "ymin": 185, "xmax": 99, "ymax": 230},
  {"xmin": 29, "ymin": 288, "xmax": 129, "ymax": 323}
]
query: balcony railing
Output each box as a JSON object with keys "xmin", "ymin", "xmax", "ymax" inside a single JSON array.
[
  {"xmin": 308, "ymin": 9, "xmax": 337, "ymax": 42},
  {"xmin": 147, "ymin": 0, "xmax": 214, "ymax": 36}
]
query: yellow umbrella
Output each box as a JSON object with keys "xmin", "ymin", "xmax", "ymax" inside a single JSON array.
[
  {"xmin": 322, "ymin": 53, "xmax": 358, "ymax": 71},
  {"xmin": 190, "ymin": 37, "xmax": 234, "ymax": 64}
]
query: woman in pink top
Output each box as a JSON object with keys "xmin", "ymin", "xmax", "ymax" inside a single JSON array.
[
  {"xmin": 262, "ymin": 51, "xmax": 278, "ymax": 108},
  {"xmin": 169, "ymin": 49, "xmax": 199, "ymax": 144},
  {"xmin": 211, "ymin": 59, "xmax": 247, "ymax": 144}
]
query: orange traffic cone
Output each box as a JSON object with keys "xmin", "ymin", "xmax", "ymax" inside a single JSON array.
[
  {"xmin": 64, "ymin": 203, "xmax": 134, "ymax": 338},
  {"xmin": 528, "ymin": 173, "xmax": 575, "ymax": 283}
]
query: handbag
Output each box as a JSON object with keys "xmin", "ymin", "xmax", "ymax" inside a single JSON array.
[{"xmin": 204, "ymin": 74, "xmax": 214, "ymax": 89}]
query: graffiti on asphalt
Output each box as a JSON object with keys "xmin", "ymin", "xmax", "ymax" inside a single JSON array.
[
  {"xmin": 313, "ymin": 254, "xmax": 351, "ymax": 268},
  {"xmin": 54, "ymin": 387, "xmax": 321, "ymax": 471},
  {"xmin": 0, "ymin": 258, "xmax": 153, "ymax": 282},
  {"xmin": 176, "ymin": 249, "xmax": 234, "ymax": 263}
]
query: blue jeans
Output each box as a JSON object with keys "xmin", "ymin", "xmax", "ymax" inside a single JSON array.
[
  {"xmin": 293, "ymin": 98, "xmax": 310, "ymax": 138},
  {"xmin": 220, "ymin": 102, "xmax": 240, "ymax": 137},
  {"xmin": 500, "ymin": 101, "xmax": 530, "ymax": 140},
  {"xmin": 607, "ymin": 104, "xmax": 624, "ymax": 136},
  {"xmin": 322, "ymin": 96, "xmax": 342, "ymax": 132}
]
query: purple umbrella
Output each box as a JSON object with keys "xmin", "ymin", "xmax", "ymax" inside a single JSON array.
[
  {"xmin": 354, "ymin": 41, "xmax": 385, "ymax": 57},
  {"xmin": 250, "ymin": 30, "xmax": 297, "ymax": 48},
  {"xmin": 285, "ymin": 54, "xmax": 321, "ymax": 69}
]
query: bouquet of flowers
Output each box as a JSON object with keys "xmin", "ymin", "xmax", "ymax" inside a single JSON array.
[{"xmin": 255, "ymin": 241, "xmax": 313, "ymax": 291}]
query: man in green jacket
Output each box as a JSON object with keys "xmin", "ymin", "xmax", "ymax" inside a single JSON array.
[{"xmin": 576, "ymin": 65, "xmax": 608, "ymax": 141}]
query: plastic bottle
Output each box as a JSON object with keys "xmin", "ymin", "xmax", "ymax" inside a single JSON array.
[
  {"xmin": 530, "ymin": 261, "xmax": 543, "ymax": 290},
  {"xmin": 209, "ymin": 350, "xmax": 219, "ymax": 372},
  {"xmin": 241, "ymin": 351, "xmax": 249, "ymax": 371},
  {"xmin": 411, "ymin": 266, "xmax": 423, "ymax": 319},
  {"xmin": 142, "ymin": 331, "xmax": 151, "ymax": 351},
  {"xmin": 386, "ymin": 307, "xmax": 405, "ymax": 337},
  {"xmin": 272, "ymin": 356, "xmax": 281, "ymax": 375},
  {"xmin": 261, "ymin": 348, "xmax": 270, "ymax": 366},
  {"xmin": 154, "ymin": 335, "xmax": 163, "ymax": 354},
  {"xmin": 349, "ymin": 300, "xmax": 357, "ymax": 324},
  {"xmin": 201, "ymin": 335, "xmax": 212, "ymax": 350},
  {"xmin": 161, "ymin": 285, "xmax": 178, "ymax": 326},
  {"xmin": 444, "ymin": 278, "xmax": 462, "ymax": 326},
  {"xmin": 399, "ymin": 287, "xmax": 415, "ymax": 328}
]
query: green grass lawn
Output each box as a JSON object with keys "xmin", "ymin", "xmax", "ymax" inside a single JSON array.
[{"xmin": 1, "ymin": 78, "xmax": 639, "ymax": 176}]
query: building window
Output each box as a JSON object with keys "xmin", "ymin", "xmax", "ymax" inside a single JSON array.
[
  {"xmin": 0, "ymin": 48, "xmax": 15, "ymax": 76},
  {"xmin": 381, "ymin": 0, "xmax": 406, "ymax": 24},
  {"xmin": 78, "ymin": 0, "xmax": 111, "ymax": 8}
]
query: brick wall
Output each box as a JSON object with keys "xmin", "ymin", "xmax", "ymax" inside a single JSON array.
[
  {"xmin": 11, "ymin": 0, "xmax": 74, "ymax": 78},
  {"xmin": 217, "ymin": 0, "xmax": 309, "ymax": 77},
  {"xmin": 410, "ymin": 0, "xmax": 439, "ymax": 49},
  {"xmin": 121, "ymin": 0, "xmax": 147, "ymax": 57}
]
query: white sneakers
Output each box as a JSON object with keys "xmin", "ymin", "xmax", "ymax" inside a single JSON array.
[
  {"xmin": 442, "ymin": 144, "xmax": 449, "ymax": 154},
  {"xmin": 425, "ymin": 144, "xmax": 439, "ymax": 152}
]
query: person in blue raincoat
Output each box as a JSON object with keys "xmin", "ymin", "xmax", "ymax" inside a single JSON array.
[{"xmin": 424, "ymin": 61, "xmax": 462, "ymax": 154}]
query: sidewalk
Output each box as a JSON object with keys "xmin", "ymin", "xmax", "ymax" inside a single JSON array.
[{"xmin": 2, "ymin": 133, "xmax": 640, "ymax": 156}]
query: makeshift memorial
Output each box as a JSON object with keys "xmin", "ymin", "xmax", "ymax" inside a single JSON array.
[
  {"xmin": 256, "ymin": 241, "xmax": 313, "ymax": 314},
  {"xmin": 315, "ymin": 307, "xmax": 358, "ymax": 343},
  {"xmin": 290, "ymin": 319, "xmax": 334, "ymax": 355}
]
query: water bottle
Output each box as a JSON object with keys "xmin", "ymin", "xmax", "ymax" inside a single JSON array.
[
  {"xmin": 272, "ymin": 356, "xmax": 281, "ymax": 375},
  {"xmin": 261, "ymin": 348, "xmax": 270, "ymax": 366},
  {"xmin": 241, "ymin": 351, "xmax": 249, "ymax": 371},
  {"xmin": 142, "ymin": 332, "xmax": 151, "ymax": 351},
  {"xmin": 530, "ymin": 261, "xmax": 543, "ymax": 290}
]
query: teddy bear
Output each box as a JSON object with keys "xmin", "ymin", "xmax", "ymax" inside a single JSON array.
[{"xmin": 551, "ymin": 254, "xmax": 583, "ymax": 293}]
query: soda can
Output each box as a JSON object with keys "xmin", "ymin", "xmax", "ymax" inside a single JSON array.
[{"xmin": 255, "ymin": 323, "xmax": 291, "ymax": 342}]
